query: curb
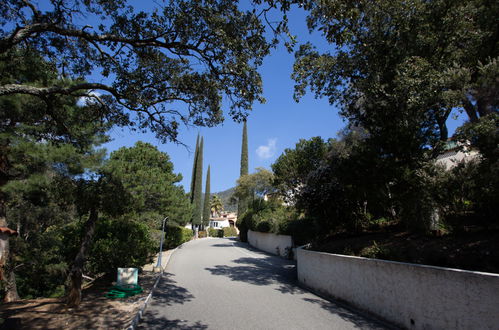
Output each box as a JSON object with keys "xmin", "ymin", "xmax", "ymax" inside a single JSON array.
[{"xmin": 126, "ymin": 245, "xmax": 179, "ymax": 330}]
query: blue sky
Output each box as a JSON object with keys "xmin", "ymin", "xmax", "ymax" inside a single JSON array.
[{"xmin": 101, "ymin": 3, "xmax": 467, "ymax": 193}]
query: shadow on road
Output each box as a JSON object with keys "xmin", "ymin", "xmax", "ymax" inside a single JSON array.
[
  {"xmin": 138, "ymin": 274, "xmax": 203, "ymax": 329},
  {"xmin": 138, "ymin": 317, "xmax": 209, "ymax": 330},
  {"xmin": 149, "ymin": 273, "xmax": 194, "ymax": 306},
  {"xmin": 302, "ymin": 298, "xmax": 390, "ymax": 330},
  {"xmin": 206, "ymin": 240, "xmax": 390, "ymax": 329}
]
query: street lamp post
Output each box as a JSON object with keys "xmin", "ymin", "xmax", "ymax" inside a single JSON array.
[{"xmin": 156, "ymin": 217, "xmax": 168, "ymax": 269}]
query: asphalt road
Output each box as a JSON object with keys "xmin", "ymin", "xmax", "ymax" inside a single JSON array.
[{"xmin": 138, "ymin": 238, "xmax": 390, "ymax": 330}]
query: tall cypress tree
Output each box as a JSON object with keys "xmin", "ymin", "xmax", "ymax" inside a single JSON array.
[
  {"xmin": 203, "ymin": 165, "xmax": 211, "ymax": 228},
  {"xmin": 190, "ymin": 134, "xmax": 200, "ymax": 203},
  {"xmin": 192, "ymin": 137, "xmax": 204, "ymax": 226},
  {"xmin": 238, "ymin": 121, "xmax": 249, "ymax": 216},
  {"xmin": 240, "ymin": 120, "xmax": 249, "ymax": 177}
]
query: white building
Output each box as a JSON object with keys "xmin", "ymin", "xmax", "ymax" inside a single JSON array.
[
  {"xmin": 436, "ymin": 141, "xmax": 479, "ymax": 169},
  {"xmin": 209, "ymin": 212, "xmax": 238, "ymax": 232}
]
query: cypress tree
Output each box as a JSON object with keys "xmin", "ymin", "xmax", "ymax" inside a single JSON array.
[
  {"xmin": 240, "ymin": 120, "xmax": 249, "ymax": 177},
  {"xmin": 238, "ymin": 121, "xmax": 249, "ymax": 216},
  {"xmin": 190, "ymin": 134, "xmax": 200, "ymax": 203},
  {"xmin": 203, "ymin": 165, "xmax": 211, "ymax": 228},
  {"xmin": 192, "ymin": 137, "xmax": 204, "ymax": 226}
]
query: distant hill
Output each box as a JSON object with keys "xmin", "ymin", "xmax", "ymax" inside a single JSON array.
[{"xmin": 212, "ymin": 187, "xmax": 237, "ymax": 212}]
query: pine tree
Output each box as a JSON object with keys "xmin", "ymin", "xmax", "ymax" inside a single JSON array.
[
  {"xmin": 238, "ymin": 121, "xmax": 249, "ymax": 216},
  {"xmin": 203, "ymin": 165, "xmax": 211, "ymax": 228},
  {"xmin": 192, "ymin": 137, "xmax": 203, "ymax": 226},
  {"xmin": 190, "ymin": 135, "xmax": 200, "ymax": 203}
]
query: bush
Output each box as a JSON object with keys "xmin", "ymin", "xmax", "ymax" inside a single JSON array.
[
  {"xmin": 223, "ymin": 226, "xmax": 238, "ymax": 237},
  {"xmin": 217, "ymin": 229, "xmax": 224, "ymax": 237},
  {"xmin": 255, "ymin": 220, "xmax": 272, "ymax": 233},
  {"xmin": 164, "ymin": 225, "xmax": 193, "ymax": 249},
  {"xmin": 280, "ymin": 217, "xmax": 318, "ymax": 246},
  {"xmin": 88, "ymin": 218, "xmax": 157, "ymax": 275},
  {"xmin": 198, "ymin": 230, "xmax": 207, "ymax": 238},
  {"xmin": 208, "ymin": 227, "xmax": 218, "ymax": 237}
]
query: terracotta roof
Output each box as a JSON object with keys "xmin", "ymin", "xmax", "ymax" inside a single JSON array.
[{"xmin": 0, "ymin": 227, "xmax": 18, "ymax": 236}]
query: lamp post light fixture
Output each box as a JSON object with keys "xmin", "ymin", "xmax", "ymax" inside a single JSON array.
[{"xmin": 156, "ymin": 216, "xmax": 168, "ymax": 270}]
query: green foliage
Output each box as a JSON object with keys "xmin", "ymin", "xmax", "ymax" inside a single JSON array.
[
  {"xmin": 212, "ymin": 188, "xmax": 236, "ymax": 212},
  {"xmin": 164, "ymin": 225, "xmax": 193, "ymax": 250},
  {"xmin": 87, "ymin": 218, "xmax": 157, "ymax": 275},
  {"xmin": 455, "ymin": 114, "xmax": 499, "ymax": 162},
  {"xmin": 234, "ymin": 168, "xmax": 276, "ymax": 202},
  {"xmin": 210, "ymin": 195, "xmax": 224, "ymax": 217},
  {"xmin": 292, "ymin": 0, "xmax": 498, "ymax": 149},
  {"xmin": 190, "ymin": 135, "xmax": 200, "ymax": 203},
  {"xmin": 192, "ymin": 138, "xmax": 204, "ymax": 226},
  {"xmin": 238, "ymin": 121, "xmax": 249, "ymax": 216},
  {"xmin": 272, "ymin": 136, "xmax": 329, "ymax": 203},
  {"xmin": 256, "ymin": 220, "xmax": 272, "ymax": 233},
  {"xmin": 240, "ymin": 121, "xmax": 249, "ymax": 177},
  {"xmin": 222, "ymin": 227, "xmax": 238, "ymax": 237},
  {"xmin": 104, "ymin": 142, "xmax": 192, "ymax": 227},
  {"xmin": 203, "ymin": 166, "xmax": 211, "ymax": 227},
  {"xmin": 208, "ymin": 227, "xmax": 219, "ymax": 237},
  {"xmin": 1, "ymin": 0, "xmax": 279, "ymax": 143},
  {"xmin": 8, "ymin": 229, "xmax": 69, "ymax": 299}
]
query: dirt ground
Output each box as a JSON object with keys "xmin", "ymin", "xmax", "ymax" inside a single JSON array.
[{"xmin": 0, "ymin": 251, "xmax": 171, "ymax": 330}]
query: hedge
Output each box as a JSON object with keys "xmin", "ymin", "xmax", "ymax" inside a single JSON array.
[{"xmin": 164, "ymin": 225, "xmax": 193, "ymax": 249}]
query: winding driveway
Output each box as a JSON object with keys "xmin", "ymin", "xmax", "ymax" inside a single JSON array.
[{"xmin": 137, "ymin": 237, "xmax": 390, "ymax": 330}]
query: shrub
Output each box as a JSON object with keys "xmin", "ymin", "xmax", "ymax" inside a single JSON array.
[
  {"xmin": 164, "ymin": 225, "xmax": 193, "ymax": 249},
  {"xmin": 217, "ymin": 229, "xmax": 224, "ymax": 237},
  {"xmin": 198, "ymin": 230, "xmax": 207, "ymax": 238},
  {"xmin": 223, "ymin": 226, "xmax": 238, "ymax": 237},
  {"xmin": 208, "ymin": 227, "xmax": 218, "ymax": 237},
  {"xmin": 88, "ymin": 218, "xmax": 157, "ymax": 275},
  {"xmin": 281, "ymin": 217, "xmax": 318, "ymax": 246},
  {"xmin": 255, "ymin": 220, "xmax": 272, "ymax": 233}
]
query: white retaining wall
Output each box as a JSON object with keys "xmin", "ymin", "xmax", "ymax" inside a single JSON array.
[
  {"xmin": 247, "ymin": 230, "xmax": 293, "ymax": 258},
  {"xmin": 297, "ymin": 248, "xmax": 499, "ymax": 330}
]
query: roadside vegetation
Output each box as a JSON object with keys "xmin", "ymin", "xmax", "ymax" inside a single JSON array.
[{"xmin": 236, "ymin": 0, "xmax": 498, "ymax": 273}]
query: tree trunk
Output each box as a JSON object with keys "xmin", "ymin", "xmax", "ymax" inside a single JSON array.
[
  {"xmin": 462, "ymin": 97, "xmax": 479, "ymax": 123},
  {"xmin": 3, "ymin": 267, "xmax": 20, "ymax": 302},
  {"xmin": 66, "ymin": 207, "xmax": 98, "ymax": 307},
  {"xmin": 0, "ymin": 147, "xmax": 19, "ymax": 301}
]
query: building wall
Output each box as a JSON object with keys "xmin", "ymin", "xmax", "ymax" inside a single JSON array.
[
  {"xmin": 209, "ymin": 219, "xmax": 230, "ymax": 229},
  {"xmin": 297, "ymin": 248, "xmax": 499, "ymax": 329},
  {"xmin": 436, "ymin": 148, "xmax": 479, "ymax": 169},
  {"xmin": 247, "ymin": 230, "xmax": 293, "ymax": 258}
]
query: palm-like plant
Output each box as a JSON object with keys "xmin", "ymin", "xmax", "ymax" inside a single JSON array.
[{"xmin": 210, "ymin": 195, "xmax": 224, "ymax": 217}]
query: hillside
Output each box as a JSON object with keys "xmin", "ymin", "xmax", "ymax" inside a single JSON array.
[{"xmin": 212, "ymin": 187, "xmax": 237, "ymax": 213}]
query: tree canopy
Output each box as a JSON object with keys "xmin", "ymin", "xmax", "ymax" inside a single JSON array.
[
  {"xmin": 289, "ymin": 0, "xmax": 498, "ymax": 158},
  {"xmin": 0, "ymin": 0, "xmax": 280, "ymax": 142},
  {"xmin": 104, "ymin": 141, "xmax": 191, "ymax": 227}
]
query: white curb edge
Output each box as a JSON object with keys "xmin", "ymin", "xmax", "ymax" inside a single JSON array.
[{"xmin": 126, "ymin": 240, "xmax": 190, "ymax": 330}]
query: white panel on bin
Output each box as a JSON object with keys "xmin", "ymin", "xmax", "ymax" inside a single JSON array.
[{"xmin": 117, "ymin": 268, "xmax": 138, "ymax": 286}]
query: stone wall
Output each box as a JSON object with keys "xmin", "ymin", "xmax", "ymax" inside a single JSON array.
[
  {"xmin": 247, "ymin": 230, "xmax": 293, "ymax": 258},
  {"xmin": 297, "ymin": 248, "xmax": 499, "ymax": 329}
]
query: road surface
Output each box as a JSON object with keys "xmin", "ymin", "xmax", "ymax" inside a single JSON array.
[{"xmin": 138, "ymin": 238, "xmax": 390, "ymax": 330}]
